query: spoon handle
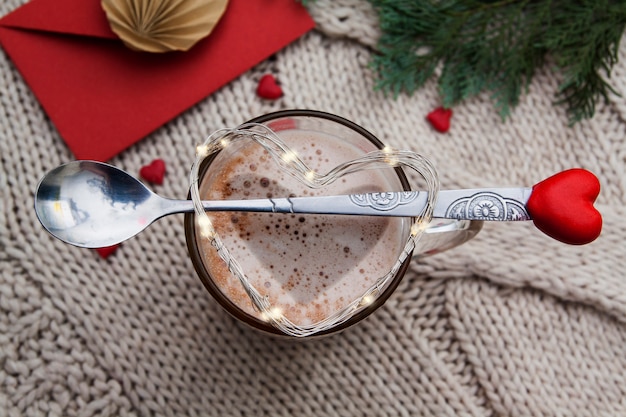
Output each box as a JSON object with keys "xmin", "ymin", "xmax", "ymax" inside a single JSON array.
[
  {"xmin": 196, "ymin": 168, "xmax": 602, "ymax": 245},
  {"xmin": 199, "ymin": 188, "xmax": 533, "ymax": 221}
]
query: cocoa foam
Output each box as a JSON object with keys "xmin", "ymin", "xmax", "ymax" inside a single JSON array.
[{"xmin": 197, "ymin": 129, "xmax": 407, "ymax": 326}]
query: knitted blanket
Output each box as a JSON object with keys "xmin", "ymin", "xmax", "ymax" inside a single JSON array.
[{"xmin": 2, "ymin": 1, "xmax": 626, "ymax": 415}]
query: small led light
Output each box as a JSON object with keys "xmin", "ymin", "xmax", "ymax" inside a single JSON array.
[
  {"xmin": 282, "ymin": 150, "xmax": 298, "ymax": 163},
  {"xmin": 411, "ymin": 221, "xmax": 428, "ymax": 236},
  {"xmin": 360, "ymin": 294, "xmax": 375, "ymax": 307},
  {"xmin": 305, "ymin": 170, "xmax": 316, "ymax": 182},
  {"xmin": 261, "ymin": 306, "xmax": 283, "ymax": 322},
  {"xmin": 197, "ymin": 215, "xmax": 214, "ymax": 238},
  {"xmin": 196, "ymin": 144, "xmax": 209, "ymax": 157},
  {"xmin": 381, "ymin": 146, "xmax": 399, "ymax": 166},
  {"xmin": 220, "ymin": 138, "xmax": 230, "ymax": 148}
]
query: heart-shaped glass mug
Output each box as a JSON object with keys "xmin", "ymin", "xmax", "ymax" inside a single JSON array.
[{"xmin": 184, "ymin": 110, "xmax": 481, "ymax": 338}]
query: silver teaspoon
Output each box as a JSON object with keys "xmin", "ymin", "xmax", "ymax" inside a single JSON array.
[{"xmin": 34, "ymin": 160, "xmax": 598, "ymax": 248}]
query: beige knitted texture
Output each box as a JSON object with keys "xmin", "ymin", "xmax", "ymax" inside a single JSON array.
[{"xmin": 1, "ymin": 1, "xmax": 626, "ymax": 416}]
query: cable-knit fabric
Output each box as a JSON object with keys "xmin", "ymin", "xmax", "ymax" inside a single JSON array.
[{"xmin": 1, "ymin": 1, "xmax": 625, "ymax": 415}]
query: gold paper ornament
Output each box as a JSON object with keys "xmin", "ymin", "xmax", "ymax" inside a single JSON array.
[{"xmin": 101, "ymin": 0, "xmax": 229, "ymax": 53}]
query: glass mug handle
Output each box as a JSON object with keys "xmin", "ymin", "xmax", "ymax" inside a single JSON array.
[{"xmin": 413, "ymin": 219, "xmax": 483, "ymax": 257}]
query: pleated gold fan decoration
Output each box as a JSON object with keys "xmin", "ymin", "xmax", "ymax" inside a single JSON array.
[{"xmin": 101, "ymin": 0, "xmax": 229, "ymax": 53}]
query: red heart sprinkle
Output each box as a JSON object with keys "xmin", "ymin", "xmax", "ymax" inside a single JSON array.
[
  {"xmin": 96, "ymin": 244, "xmax": 120, "ymax": 259},
  {"xmin": 527, "ymin": 169, "xmax": 602, "ymax": 245},
  {"xmin": 140, "ymin": 159, "xmax": 166, "ymax": 185},
  {"xmin": 427, "ymin": 107, "xmax": 453, "ymax": 133},
  {"xmin": 256, "ymin": 74, "xmax": 283, "ymax": 100}
]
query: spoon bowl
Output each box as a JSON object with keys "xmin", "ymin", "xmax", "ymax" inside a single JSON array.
[{"xmin": 35, "ymin": 161, "xmax": 194, "ymax": 248}]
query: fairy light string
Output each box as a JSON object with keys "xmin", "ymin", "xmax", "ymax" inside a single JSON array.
[{"xmin": 189, "ymin": 123, "xmax": 439, "ymax": 337}]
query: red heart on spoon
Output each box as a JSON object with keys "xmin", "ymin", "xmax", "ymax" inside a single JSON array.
[
  {"xmin": 256, "ymin": 74, "xmax": 283, "ymax": 100},
  {"xmin": 527, "ymin": 169, "xmax": 602, "ymax": 245},
  {"xmin": 140, "ymin": 159, "xmax": 166, "ymax": 185}
]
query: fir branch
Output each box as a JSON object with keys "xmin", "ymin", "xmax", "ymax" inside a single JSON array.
[
  {"xmin": 369, "ymin": 0, "xmax": 626, "ymax": 123},
  {"xmin": 546, "ymin": 1, "xmax": 624, "ymax": 122}
]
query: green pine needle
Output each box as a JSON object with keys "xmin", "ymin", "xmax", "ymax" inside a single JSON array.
[{"xmin": 369, "ymin": 0, "xmax": 626, "ymax": 124}]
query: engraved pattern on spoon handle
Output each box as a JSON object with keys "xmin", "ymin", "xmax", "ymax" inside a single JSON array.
[{"xmin": 434, "ymin": 188, "xmax": 533, "ymax": 221}]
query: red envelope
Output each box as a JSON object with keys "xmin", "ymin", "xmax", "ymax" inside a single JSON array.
[{"xmin": 0, "ymin": 0, "xmax": 314, "ymax": 161}]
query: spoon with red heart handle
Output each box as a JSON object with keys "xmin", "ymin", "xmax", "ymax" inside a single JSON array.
[{"xmin": 34, "ymin": 161, "xmax": 601, "ymax": 248}]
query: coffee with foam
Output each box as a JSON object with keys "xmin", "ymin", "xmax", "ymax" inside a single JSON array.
[{"xmin": 196, "ymin": 129, "xmax": 409, "ymax": 326}]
